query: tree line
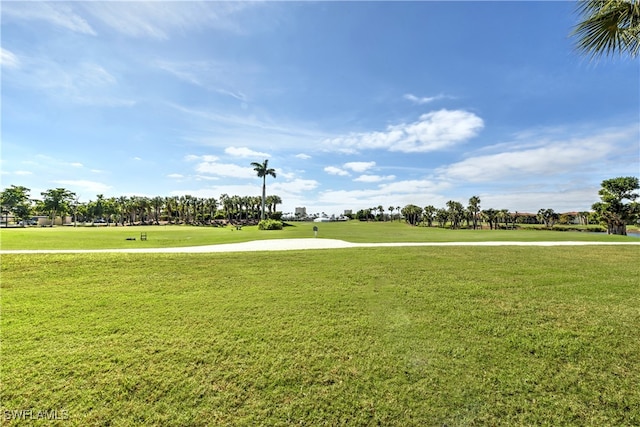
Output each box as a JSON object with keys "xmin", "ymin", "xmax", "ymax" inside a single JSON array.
[
  {"xmin": 354, "ymin": 177, "xmax": 639, "ymax": 235},
  {"xmin": 0, "ymin": 187, "xmax": 284, "ymax": 226},
  {"xmin": 1, "ymin": 176, "xmax": 638, "ymax": 235}
]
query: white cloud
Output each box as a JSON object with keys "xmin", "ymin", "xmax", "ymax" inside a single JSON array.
[
  {"xmin": 187, "ymin": 155, "xmax": 255, "ymax": 179},
  {"xmin": 403, "ymin": 93, "xmax": 447, "ymax": 105},
  {"xmin": 324, "ymin": 166, "xmax": 349, "ymax": 176},
  {"xmin": 1, "ymin": 48, "xmax": 20, "ymax": 69},
  {"xmin": 354, "ymin": 174, "xmax": 396, "ymax": 183},
  {"xmin": 2, "ymin": 2, "xmax": 96, "ymax": 35},
  {"xmin": 324, "ymin": 110, "xmax": 484, "ymax": 153},
  {"xmin": 167, "ymin": 173, "xmax": 184, "ymax": 179},
  {"xmin": 185, "ymin": 154, "xmax": 218, "ymax": 162},
  {"xmin": 14, "ymin": 170, "xmax": 33, "ymax": 176},
  {"xmin": 316, "ymin": 179, "xmax": 447, "ymax": 212},
  {"xmin": 70, "ymin": 162, "xmax": 84, "ymax": 168},
  {"xmin": 54, "ymin": 180, "xmax": 112, "ymax": 193},
  {"xmin": 480, "ymin": 187, "xmax": 600, "ymax": 213},
  {"xmin": 225, "ymin": 147, "xmax": 270, "ymax": 158},
  {"xmin": 438, "ymin": 127, "xmax": 632, "ymax": 183},
  {"xmin": 295, "ymin": 153, "xmax": 311, "ymax": 160},
  {"xmin": 344, "ymin": 161, "xmax": 376, "ymax": 172},
  {"xmin": 272, "ymin": 179, "xmax": 319, "ymax": 194}
]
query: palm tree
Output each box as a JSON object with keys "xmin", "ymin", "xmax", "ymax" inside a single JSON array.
[
  {"xmin": 572, "ymin": 0, "xmax": 640, "ymax": 59},
  {"xmin": 423, "ymin": 205, "xmax": 436, "ymax": 227},
  {"xmin": 165, "ymin": 196, "xmax": 178, "ymax": 224},
  {"xmin": 251, "ymin": 159, "xmax": 277, "ymax": 221},
  {"xmin": 151, "ymin": 196, "xmax": 164, "ymax": 225},
  {"xmin": 481, "ymin": 208, "xmax": 498, "ymax": 230},
  {"xmin": 267, "ymin": 195, "xmax": 282, "ymax": 215},
  {"xmin": 435, "ymin": 208, "xmax": 448, "ymax": 228},
  {"xmin": 468, "ymin": 196, "xmax": 481, "ymax": 230},
  {"xmin": 388, "ymin": 206, "xmax": 395, "ymax": 221},
  {"xmin": 401, "ymin": 204, "xmax": 423, "ymax": 226},
  {"xmin": 446, "ymin": 200, "xmax": 464, "ymax": 229}
]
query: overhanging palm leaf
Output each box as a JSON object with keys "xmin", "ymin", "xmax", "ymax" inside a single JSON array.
[{"xmin": 572, "ymin": 0, "xmax": 640, "ymax": 59}]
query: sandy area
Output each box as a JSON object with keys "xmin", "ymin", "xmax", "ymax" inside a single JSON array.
[{"xmin": 1, "ymin": 238, "xmax": 639, "ymax": 254}]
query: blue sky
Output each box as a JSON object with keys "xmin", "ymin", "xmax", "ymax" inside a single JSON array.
[{"xmin": 2, "ymin": 1, "xmax": 638, "ymax": 216}]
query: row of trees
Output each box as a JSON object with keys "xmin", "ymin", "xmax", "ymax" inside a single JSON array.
[
  {"xmin": 352, "ymin": 178, "xmax": 638, "ymax": 235},
  {"xmin": 0, "ymin": 186, "xmax": 284, "ymax": 227},
  {"xmin": 1, "ymin": 177, "xmax": 638, "ymax": 234}
]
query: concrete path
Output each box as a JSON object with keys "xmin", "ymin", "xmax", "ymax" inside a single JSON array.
[{"xmin": 2, "ymin": 238, "xmax": 639, "ymax": 254}]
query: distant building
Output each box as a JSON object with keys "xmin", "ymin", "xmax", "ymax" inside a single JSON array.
[
  {"xmin": 343, "ymin": 210, "xmax": 352, "ymax": 216},
  {"xmin": 295, "ymin": 207, "xmax": 307, "ymax": 218}
]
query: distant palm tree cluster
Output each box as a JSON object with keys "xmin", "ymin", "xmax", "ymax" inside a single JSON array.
[
  {"xmin": 2, "ymin": 177, "xmax": 638, "ymax": 235},
  {"xmin": 353, "ymin": 199, "xmax": 594, "ymax": 230},
  {"xmin": 0, "ymin": 187, "xmax": 283, "ymax": 226}
]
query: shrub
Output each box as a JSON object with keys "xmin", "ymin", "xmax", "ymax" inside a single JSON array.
[
  {"xmin": 269, "ymin": 211, "xmax": 283, "ymax": 221},
  {"xmin": 258, "ymin": 219, "xmax": 283, "ymax": 230}
]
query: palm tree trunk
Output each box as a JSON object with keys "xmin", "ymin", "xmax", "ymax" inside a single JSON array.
[{"xmin": 261, "ymin": 177, "xmax": 266, "ymax": 221}]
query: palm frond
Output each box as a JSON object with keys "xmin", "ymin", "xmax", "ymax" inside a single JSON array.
[{"xmin": 572, "ymin": 0, "xmax": 640, "ymax": 59}]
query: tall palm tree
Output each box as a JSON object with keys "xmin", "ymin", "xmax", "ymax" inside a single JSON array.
[
  {"xmin": 251, "ymin": 159, "xmax": 276, "ymax": 221},
  {"xmin": 573, "ymin": 0, "xmax": 640, "ymax": 59},
  {"xmin": 468, "ymin": 196, "xmax": 481, "ymax": 230}
]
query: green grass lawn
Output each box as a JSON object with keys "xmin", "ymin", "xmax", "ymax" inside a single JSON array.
[
  {"xmin": 2, "ymin": 246, "xmax": 639, "ymax": 425},
  {"xmin": 1, "ymin": 221, "xmax": 637, "ymax": 250}
]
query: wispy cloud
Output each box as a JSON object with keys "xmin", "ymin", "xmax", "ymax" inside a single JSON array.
[
  {"xmin": 3, "ymin": 55, "xmax": 135, "ymax": 107},
  {"xmin": 1, "ymin": 48, "xmax": 21, "ymax": 69},
  {"xmin": 155, "ymin": 60, "xmax": 249, "ymax": 101},
  {"xmin": 81, "ymin": 2, "xmax": 255, "ymax": 40},
  {"xmin": 403, "ymin": 93, "xmax": 449, "ymax": 105},
  {"xmin": 225, "ymin": 147, "xmax": 270, "ymax": 158},
  {"xmin": 295, "ymin": 153, "xmax": 311, "ymax": 160},
  {"xmin": 323, "ymin": 110, "xmax": 484, "ymax": 153},
  {"xmin": 2, "ymin": 2, "xmax": 97, "ymax": 35},
  {"xmin": 170, "ymin": 103, "xmax": 330, "ymax": 151}
]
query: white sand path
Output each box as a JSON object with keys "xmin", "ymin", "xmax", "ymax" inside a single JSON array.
[{"xmin": 2, "ymin": 238, "xmax": 639, "ymax": 254}]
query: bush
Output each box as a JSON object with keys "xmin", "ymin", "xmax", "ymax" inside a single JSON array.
[
  {"xmin": 269, "ymin": 211, "xmax": 283, "ymax": 221},
  {"xmin": 258, "ymin": 219, "xmax": 283, "ymax": 230}
]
